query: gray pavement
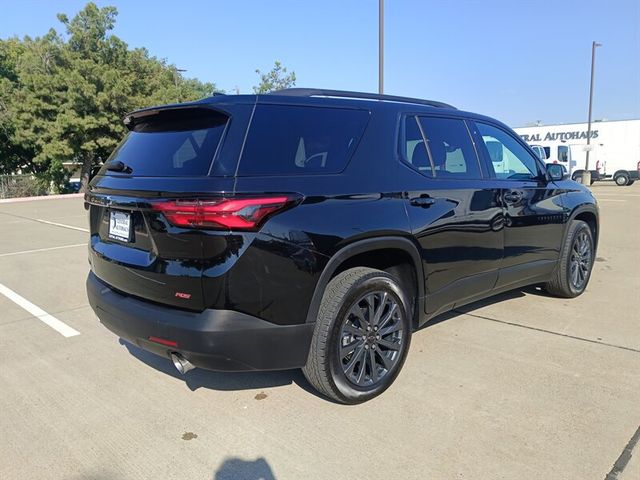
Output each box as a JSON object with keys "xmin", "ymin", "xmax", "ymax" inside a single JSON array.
[{"xmin": 0, "ymin": 183, "xmax": 638, "ymax": 480}]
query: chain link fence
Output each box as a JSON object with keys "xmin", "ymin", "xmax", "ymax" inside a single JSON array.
[{"xmin": 0, "ymin": 175, "xmax": 49, "ymax": 199}]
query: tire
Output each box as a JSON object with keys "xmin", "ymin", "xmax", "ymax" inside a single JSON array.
[
  {"xmin": 615, "ymin": 174, "xmax": 629, "ymax": 186},
  {"xmin": 572, "ymin": 174, "xmax": 582, "ymax": 183},
  {"xmin": 626, "ymin": 180, "xmax": 635, "ymax": 186},
  {"xmin": 302, "ymin": 267, "xmax": 412, "ymax": 404},
  {"xmin": 544, "ymin": 220, "xmax": 594, "ymax": 298}
]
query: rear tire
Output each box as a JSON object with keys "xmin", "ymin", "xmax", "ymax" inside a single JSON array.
[
  {"xmin": 626, "ymin": 180, "xmax": 635, "ymax": 186},
  {"xmin": 544, "ymin": 220, "xmax": 594, "ymax": 298},
  {"xmin": 615, "ymin": 173, "xmax": 629, "ymax": 186},
  {"xmin": 302, "ymin": 267, "xmax": 412, "ymax": 404}
]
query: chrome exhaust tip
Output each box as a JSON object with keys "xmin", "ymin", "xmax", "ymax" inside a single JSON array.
[{"xmin": 170, "ymin": 352, "xmax": 195, "ymax": 375}]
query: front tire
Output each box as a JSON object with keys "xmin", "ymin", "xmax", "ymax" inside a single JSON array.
[
  {"xmin": 544, "ymin": 220, "xmax": 594, "ymax": 298},
  {"xmin": 302, "ymin": 267, "xmax": 412, "ymax": 404}
]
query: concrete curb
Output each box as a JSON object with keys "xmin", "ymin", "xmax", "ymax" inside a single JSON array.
[{"xmin": 0, "ymin": 193, "xmax": 84, "ymax": 204}]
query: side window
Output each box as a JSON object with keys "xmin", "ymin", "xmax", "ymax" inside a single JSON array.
[
  {"xmin": 558, "ymin": 145, "xmax": 569, "ymax": 163},
  {"xmin": 402, "ymin": 116, "xmax": 432, "ymax": 173},
  {"xmin": 476, "ymin": 122, "xmax": 541, "ymax": 180},
  {"xmin": 418, "ymin": 117, "xmax": 481, "ymax": 179},
  {"xmin": 239, "ymin": 105, "xmax": 369, "ymax": 175}
]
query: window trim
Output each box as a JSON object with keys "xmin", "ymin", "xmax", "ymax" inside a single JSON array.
[
  {"xmin": 414, "ymin": 116, "xmax": 436, "ymax": 175},
  {"xmin": 398, "ymin": 113, "xmax": 486, "ymax": 180},
  {"xmin": 470, "ymin": 120, "xmax": 547, "ymax": 181}
]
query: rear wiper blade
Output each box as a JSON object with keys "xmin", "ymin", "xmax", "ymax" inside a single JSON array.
[{"xmin": 105, "ymin": 160, "xmax": 133, "ymax": 174}]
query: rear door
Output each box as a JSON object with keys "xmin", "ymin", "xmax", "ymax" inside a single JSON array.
[
  {"xmin": 87, "ymin": 105, "xmax": 240, "ymax": 311},
  {"xmin": 472, "ymin": 121, "xmax": 565, "ymax": 288},
  {"xmin": 400, "ymin": 115, "xmax": 504, "ymax": 317}
]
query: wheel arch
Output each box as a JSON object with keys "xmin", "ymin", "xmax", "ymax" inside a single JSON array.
[
  {"xmin": 305, "ymin": 237, "xmax": 424, "ymax": 328},
  {"xmin": 569, "ymin": 206, "xmax": 599, "ymax": 251},
  {"xmin": 571, "ymin": 169, "xmax": 585, "ymax": 181},
  {"xmin": 613, "ymin": 170, "xmax": 630, "ymax": 179}
]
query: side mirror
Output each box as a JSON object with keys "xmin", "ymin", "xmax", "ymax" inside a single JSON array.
[{"xmin": 546, "ymin": 163, "xmax": 567, "ymax": 182}]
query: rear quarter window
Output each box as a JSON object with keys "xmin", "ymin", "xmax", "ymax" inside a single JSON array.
[{"xmin": 238, "ymin": 105, "xmax": 370, "ymax": 175}]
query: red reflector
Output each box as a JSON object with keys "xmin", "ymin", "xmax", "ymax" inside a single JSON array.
[
  {"xmin": 148, "ymin": 336, "xmax": 178, "ymax": 347},
  {"xmin": 151, "ymin": 196, "xmax": 297, "ymax": 230}
]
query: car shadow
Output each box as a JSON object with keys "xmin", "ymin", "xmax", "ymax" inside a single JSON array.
[
  {"xmin": 119, "ymin": 285, "xmax": 545, "ymax": 398},
  {"xmin": 417, "ymin": 284, "xmax": 547, "ymax": 330},
  {"xmin": 213, "ymin": 457, "xmax": 276, "ymax": 480},
  {"xmin": 119, "ymin": 338, "xmax": 321, "ymax": 398}
]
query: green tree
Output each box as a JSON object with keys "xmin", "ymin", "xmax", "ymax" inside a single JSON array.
[
  {"xmin": 253, "ymin": 60, "xmax": 296, "ymax": 94},
  {"xmin": 0, "ymin": 38, "xmax": 31, "ymax": 175},
  {"xmin": 0, "ymin": 2, "xmax": 216, "ymax": 193}
]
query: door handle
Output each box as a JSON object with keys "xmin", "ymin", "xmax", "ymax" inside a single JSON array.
[
  {"xmin": 503, "ymin": 191, "xmax": 523, "ymax": 204},
  {"xmin": 410, "ymin": 196, "xmax": 436, "ymax": 207}
]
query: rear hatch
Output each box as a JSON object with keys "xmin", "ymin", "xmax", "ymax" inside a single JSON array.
[
  {"xmin": 87, "ymin": 99, "xmax": 369, "ymax": 313},
  {"xmin": 87, "ymin": 105, "xmax": 238, "ymax": 311}
]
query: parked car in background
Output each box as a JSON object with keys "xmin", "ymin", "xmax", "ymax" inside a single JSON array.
[{"xmin": 86, "ymin": 89, "xmax": 599, "ymax": 403}]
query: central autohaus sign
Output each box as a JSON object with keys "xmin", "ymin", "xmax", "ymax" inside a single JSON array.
[{"xmin": 520, "ymin": 130, "xmax": 599, "ymax": 143}]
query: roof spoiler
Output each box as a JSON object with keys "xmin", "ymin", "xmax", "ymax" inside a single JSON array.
[{"xmin": 123, "ymin": 104, "xmax": 224, "ymax": 131}]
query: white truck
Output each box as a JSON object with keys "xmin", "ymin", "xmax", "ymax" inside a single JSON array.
[{"xmin": 516, "ymin": 119, "xmax": 640, "ymax": 186}]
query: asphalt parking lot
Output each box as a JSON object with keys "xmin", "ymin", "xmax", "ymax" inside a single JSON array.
[{"xmin": 0, "ymin": 184, "xmax": 638, "ymax": 480}]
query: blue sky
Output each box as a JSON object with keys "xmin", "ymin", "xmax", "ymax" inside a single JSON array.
[{"xmin": 1, "ymin": 0, "xmax": 638, "ymax": 126}]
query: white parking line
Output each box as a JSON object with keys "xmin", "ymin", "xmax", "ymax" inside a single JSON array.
[
  {"xmin": 595, "ymin": 193, "xmax": 640, "ymax": 197},
  {"xmin": 0, "ymin": 243, "xmax": 86, "ymax": 258},
  {"xmin": 0, "ymin": 283, "xmax": 81, "ymax": 337},
  {"xmin": 597, "ymin": 199, "xmax": 627, "ymax": 202},
  {"xmin": 35, "ymin": 219, "xmax": 89, "ymax": 233}
]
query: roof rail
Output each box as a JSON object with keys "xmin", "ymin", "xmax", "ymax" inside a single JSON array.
[{"xmin": 269, "ymin": 88, "xmax": 456, "ymax": 110}]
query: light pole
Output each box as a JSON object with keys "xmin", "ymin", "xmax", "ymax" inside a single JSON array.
[
  {"xmin": 378, "ymin": 0, "xmax": 384, "ymax": 94},
  {"xmin": 174, "ymin": 67, "xmax": 187, "ymax": 102},
  {"xmin": 582, "ymin": 41, "xmax": 601, "ymax": 185}
]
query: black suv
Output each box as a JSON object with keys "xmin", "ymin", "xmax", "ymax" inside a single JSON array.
[{"xmin": 86, "ymin": 89, "xmax": 598, "ymax": 404}]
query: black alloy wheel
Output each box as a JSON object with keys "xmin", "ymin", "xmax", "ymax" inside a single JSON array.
[{"xmin": 338, "ymin": 291, "xmax": 405, "ymax": 387}]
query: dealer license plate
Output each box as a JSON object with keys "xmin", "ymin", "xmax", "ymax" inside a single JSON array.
[{"xmin": 108, "ymin": 210, "xmax": 131, "ymax": 242}]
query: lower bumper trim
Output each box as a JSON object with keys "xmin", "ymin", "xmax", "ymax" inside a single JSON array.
[{"xmin": 87, "ymin": 272, "xmax": 314, "ymax": 372}]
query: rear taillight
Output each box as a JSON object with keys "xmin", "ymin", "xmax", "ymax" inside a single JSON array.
[
  {"xmin": 150, "ymin": 195, "xmax": 298, "ymax": 230},
  {"xmin": 595, "ymin": 160, "xmax": 601, "ymax": 172},
  {"xmin": 637, "ymin": 160, "xmax": 640, "ymax": 173}
]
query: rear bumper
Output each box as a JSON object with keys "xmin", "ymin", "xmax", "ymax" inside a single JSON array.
[{"xmin": 86, "ymin": 272, "xmax": 314, "ymax": 372}]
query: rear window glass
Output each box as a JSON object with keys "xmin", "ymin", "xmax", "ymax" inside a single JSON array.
[
  {"xmin": 103, "ymin": 108, "xmax": 227, "ymax": 177},
  {"xmin": 238, "ymin": 105, "xmax": 369, "ymax": 175}
]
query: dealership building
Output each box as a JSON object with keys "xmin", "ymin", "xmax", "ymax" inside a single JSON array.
[{"xmin": 513, "ymin": 119, "xmax": 640, "ymax": 178}]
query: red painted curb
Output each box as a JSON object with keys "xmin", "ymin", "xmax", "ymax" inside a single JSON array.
[{"xmin": 0, "ymin": 193, "xmax": 84, "ymax": 204}]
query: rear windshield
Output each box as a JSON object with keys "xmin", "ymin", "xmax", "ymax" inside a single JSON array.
[
  {"xmin": 238, "ymin": 105, "xmax": 369, "ymax": 175},
  {"xmin": 103, "ymin": 108, "xmax": 228, "ymax": 177}
]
